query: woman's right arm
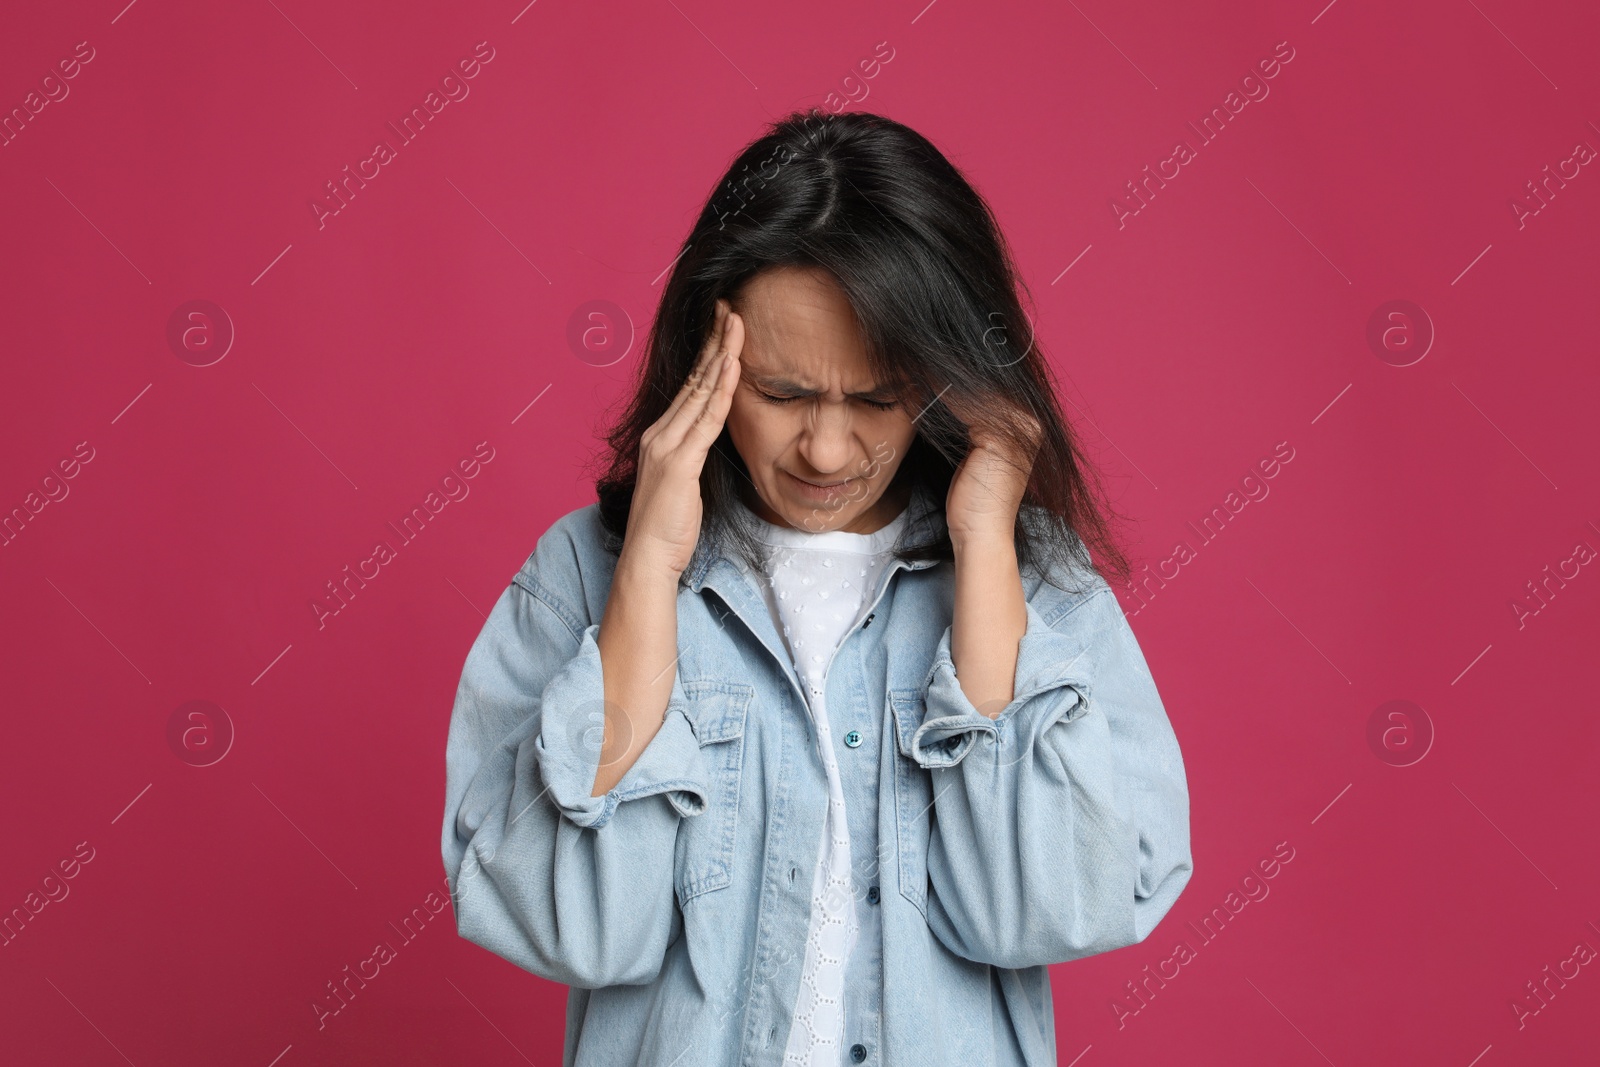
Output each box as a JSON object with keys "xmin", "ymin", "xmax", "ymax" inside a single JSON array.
[
  {"xmin": 588, "ymin": 547, "xmax": 690, "ymax": 796},
  {"xmin": 440, "ymin": 299, "xmax": 744, "ymax": 988},
  {"xmin": 441, "ymin": 552, "xmax": 702, "ymax": 988},
  {"xmin": 592, "ymin": 298, "xmax": 746, "ymax": 795}
]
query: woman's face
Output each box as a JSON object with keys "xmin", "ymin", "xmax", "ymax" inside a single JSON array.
[{"xmin": 724, "ymin": 265, "xmax": 918, "ymax": 534}]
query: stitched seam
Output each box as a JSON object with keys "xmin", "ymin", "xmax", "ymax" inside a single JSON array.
[
  {"xmin": 1040, "ymin": 583, "xmax": 1111, "ymax": 630},
  {"xmin": 613, "ymin": 775, "xmax": 707, "ymax": 804},
  {"xmin": 512, "ymin": 569, "xmax": 587, "ymax": 643},
  {"xmin": 676, "ymin": 681, "xmax": 752, "ymax": 904}
]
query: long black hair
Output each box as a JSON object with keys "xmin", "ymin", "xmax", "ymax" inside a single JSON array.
[{"xmin": 587, "ymin": 108, "xmax": 1134, "ymax": 594}]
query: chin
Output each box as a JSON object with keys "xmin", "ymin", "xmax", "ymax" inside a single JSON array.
[{"xmin": 802, "ymin": 501, "xmax": 870, "ymax": 532}]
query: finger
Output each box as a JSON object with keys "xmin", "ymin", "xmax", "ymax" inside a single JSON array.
[
  {"xmin": 694, "ymin": 313, "xmax": 742, "ymax": 438},
  {"xmin": 659, "ymin": 303, "xmax": 738, "ymax": 449},
  {"xmin": 682, "ymin": 313, "xmax": 743, "ymax": 453},
  {"xmin": 658, "ymin": 346, "xmax": 727, "ymax": 455},
  {"xmin": 656, "ymin": 300, "xmax": 731, "ymax": 439}
]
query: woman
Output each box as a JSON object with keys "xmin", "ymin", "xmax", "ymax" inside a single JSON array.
[{"xmin": 441, "ymin": 109, "xmax": 1192, "ymax": 1067}]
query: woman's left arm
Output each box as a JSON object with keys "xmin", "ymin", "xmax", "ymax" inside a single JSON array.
[
  {"xmin": 913, "ymin": 413, "xmax": 1193, "ymax": 970},
  {"xmin": 948, "ymin": 535, "xmax": 1029, "ymax": 717},
  {"xmin": 912, "ymin": 560, "xmax": 1194, "ymax": 971}
]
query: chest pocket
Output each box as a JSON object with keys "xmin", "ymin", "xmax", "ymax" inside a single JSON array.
[
  {"xmin": 674, "ymin": 678, "xmax": 754, "ymax": 906},
  {"xmin": 888, "ymin": 687, "xmax": 933, "ymax": 919}
]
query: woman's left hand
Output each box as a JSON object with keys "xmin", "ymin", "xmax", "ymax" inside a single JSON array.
[{"xmin": 944, "ymin": 399, "xmax": 1043, "ymax": 547}]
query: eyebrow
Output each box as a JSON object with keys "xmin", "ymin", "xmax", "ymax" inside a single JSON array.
[{"xmin": 747, "ymin": 372, "xmax": 900, "ymax": 401}]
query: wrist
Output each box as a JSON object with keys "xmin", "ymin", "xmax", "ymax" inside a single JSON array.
[
  {"xmin": 950, "ymin": 527, "xmax": 1017, "ymax": 561},
  {"xmin": 616, "ymin": 540, "xmax": 688, "ymax": 588}
]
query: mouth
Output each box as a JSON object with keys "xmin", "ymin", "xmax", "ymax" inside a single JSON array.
[{"xmin": 783, "ymin": 470, "xmax": 852, "ymax": 496}]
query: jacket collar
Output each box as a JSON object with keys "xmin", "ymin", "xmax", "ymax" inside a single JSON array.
[
  {"xmin": 683, "ymin": 479, "xmax": 947, "ymax": 596},
  {"xmin": 678, "ymin": 480, "xmax": 947, "ymax": 708}
]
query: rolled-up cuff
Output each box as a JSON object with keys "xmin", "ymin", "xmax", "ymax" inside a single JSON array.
[
  {"xmin": 910, "ymin": 598, "xmax": 1093, "ymax": 769},
  {"xmin": 533, "ymin": 621, "xmax": 711, "ymax": 829}
]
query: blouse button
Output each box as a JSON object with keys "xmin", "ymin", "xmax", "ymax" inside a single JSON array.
[{"xmin": 844, "ymin": 730, "xmax": 862, "ymax": 748}]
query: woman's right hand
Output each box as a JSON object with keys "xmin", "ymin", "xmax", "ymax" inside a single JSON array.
[{"xmin": 623, "ymin": 297, "xmax": 745, "ymax": 578}]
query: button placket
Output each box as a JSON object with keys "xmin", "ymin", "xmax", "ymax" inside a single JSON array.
[{"xmin": 746, "ymin": 510, "xmax": 912, "ymax": 1067}]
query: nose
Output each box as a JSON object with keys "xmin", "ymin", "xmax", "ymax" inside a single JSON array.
[{"xmin": 796, "ymin": 400, "xmax": 855, "ymax": 479}]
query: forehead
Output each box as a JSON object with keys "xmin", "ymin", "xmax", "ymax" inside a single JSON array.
[{"xmin": 736, "ymin": 266, "xmax": 872, "ymax": 384}]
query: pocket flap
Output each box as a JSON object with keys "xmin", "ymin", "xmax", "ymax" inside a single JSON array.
[
  {"xmin": 679, "ymin": 680, "xmax": 753, "ymax": 744},
  {"xmin": 888, "ymin": 688, "xmax": 924, "ymax": 758}
]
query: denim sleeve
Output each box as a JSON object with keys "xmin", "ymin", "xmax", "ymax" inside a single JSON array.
[
  {"xmin": 441, "ymin": 544, "xmax": 709, "ymax": 989},
  {"xmin": 908, "ymin": 580, "xmax": 1193, "ymax": 970}
]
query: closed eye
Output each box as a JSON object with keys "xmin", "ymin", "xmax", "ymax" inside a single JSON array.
[{"xmin": 758, "ymin": 391, "xmax": 897, "ymax": 412}]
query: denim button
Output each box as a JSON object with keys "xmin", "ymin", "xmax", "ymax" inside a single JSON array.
[
  {"xmin": 844, "ymin": 730, "xmax": 862, "ymax": 748},
  {"xmin": 866, "ymin": 885, "xmax": 880, "ymax": 904},
  {"xmin": 850, "ymin": 1043, "xmax": 867, "ymax": 1062}
]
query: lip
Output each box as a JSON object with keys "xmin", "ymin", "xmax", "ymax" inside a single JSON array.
[{"xmin": 783, "ymin": 469, "xmax": 852, "ymax": 499}]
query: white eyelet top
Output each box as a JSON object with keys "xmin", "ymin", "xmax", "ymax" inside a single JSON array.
[{"xmin": 741, "ymin": 501, "xmax": 910, "ymax": 1067}]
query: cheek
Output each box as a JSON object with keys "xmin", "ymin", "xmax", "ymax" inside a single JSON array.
[
  {"xmin": 867, "ymin": 417, "xmax": 918, "ymax": 466},
  {"xmin": 725, "ymin": 393, "xmax": 758, "ymax": 435},
  {"xmin": 726, "ymin": 398, "xmax": 780, "ymax": 463}
]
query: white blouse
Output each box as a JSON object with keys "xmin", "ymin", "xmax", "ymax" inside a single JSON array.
[{"xmin": 741, "ymin": 501, "xmax": 910, "ymax": 1067}]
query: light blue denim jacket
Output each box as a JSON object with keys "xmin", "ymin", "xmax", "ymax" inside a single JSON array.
[{"xmin": 441, "ymin": 483, "xmax": 1193, "ymax": 1066}]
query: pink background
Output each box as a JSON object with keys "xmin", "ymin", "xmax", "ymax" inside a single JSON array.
[{"xmin": 2, "ymin": 0, "xmax": 1597, "ymax": 1063}]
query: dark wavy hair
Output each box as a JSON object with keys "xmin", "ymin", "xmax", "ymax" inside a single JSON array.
[{"xmin": 586, "ymin": 108, "xmax": 1133, "ymax": 594}]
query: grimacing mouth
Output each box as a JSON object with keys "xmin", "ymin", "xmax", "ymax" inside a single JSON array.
[{"xmin": 788, "ymin": 472, "xmax": 852, "ymax": 488}]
